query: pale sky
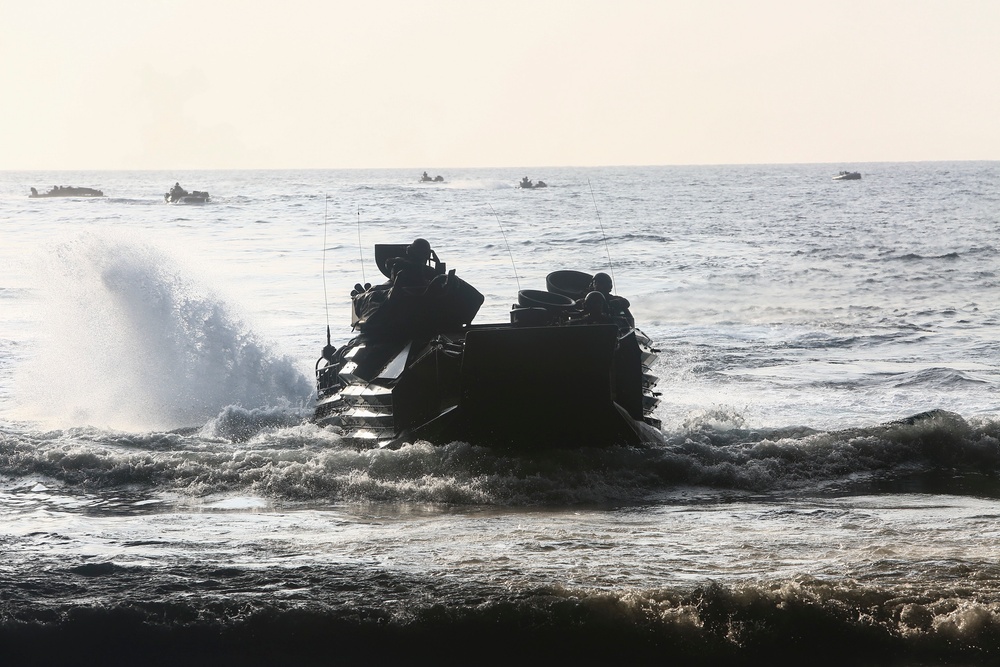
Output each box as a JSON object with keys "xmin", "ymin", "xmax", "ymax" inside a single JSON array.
[{"xmin": 1, "ymin": 0, "xmax": 997, "ymax": 170}]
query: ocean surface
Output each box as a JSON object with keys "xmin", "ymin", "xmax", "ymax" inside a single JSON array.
[{"xmin": 1, "ymin": 163, "xmax": 999, "ymax": 665}]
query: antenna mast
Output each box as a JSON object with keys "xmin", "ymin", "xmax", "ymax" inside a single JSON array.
[
  {"xmin": 357, "ymin": 207, "xmax": 366, "ymax": 286},
  {"xmin": 489, "ymin": 203, "xmax": 520, "ymax": 292},
  {"xmin": 322, "ymin": 195, "xmax": 330, "ymax": 334},
  {"xmin": 588, "ymin": 179, "xmax": 616, "ymax": 294}
]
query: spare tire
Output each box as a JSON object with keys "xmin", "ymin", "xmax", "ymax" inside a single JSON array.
[
  {"xmin": 546, "ymin": 270, "xmax": 593, "ymax": 300},
  {"xmin": 518, "ymin": 289, "xmax": 576, "ymax": 310}
]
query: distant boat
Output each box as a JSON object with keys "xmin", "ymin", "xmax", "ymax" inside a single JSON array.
[
  {"xmin": 518, "ymin": 177, "xmax": 548, "ymax": 189},
  {"xmin": 420, "ymin": 172, "xmax": 444, "ymax": 183},
  {"xmin": 165, "ymin": 183, "xmax": 210, "ymax": 204},
  {"xmin": 833, "ymin": 171, "xmax": 861, "ymax": 181},
  {"xmin": 29, "ymin": 186, "xmax": 104, "ymax": 198}
]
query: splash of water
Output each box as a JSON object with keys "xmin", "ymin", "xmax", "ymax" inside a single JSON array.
[{"xmin": 14, "ymin": 231, "xmax": 313, "ymax": 431}]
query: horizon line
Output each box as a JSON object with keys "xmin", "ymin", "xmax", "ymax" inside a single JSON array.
[{"xmin": 2, "ymin": 158, "xmax": 998, "ymax": 173}]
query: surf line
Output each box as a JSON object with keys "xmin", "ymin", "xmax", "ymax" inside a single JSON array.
[
  {"xmin": 489, "ymin": 202, "xmax": 521, "ymax": 293},
  {"xmin": 588, "ymin": 179, "xmax": 618, "ymax": 295}
]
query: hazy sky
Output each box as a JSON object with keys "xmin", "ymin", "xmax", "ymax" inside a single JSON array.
[{"xmin": 2, "ymin": 0, "xmax": 998, "ymax": 169}]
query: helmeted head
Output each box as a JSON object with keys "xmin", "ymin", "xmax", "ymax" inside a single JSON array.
[
  {"xmin": 592, "ymin": 272, "xmax": 613, "ymax": 294},
  {"xmin": 583, "ymin": 290, "xmax": 607, "ymax": 316},
  {"xmin": 406, "ymin": 238, "xmax": 432, "ymax": 263}
]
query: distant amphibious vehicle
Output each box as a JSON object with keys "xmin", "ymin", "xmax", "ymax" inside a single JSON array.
[
  {"xmin": 30, "ymin": 186, "xmax": 104, "ymax": 198},
  {"xmin": 165, "ymin": 182, "xmax": 210, "ymax": 204},
  {"xmin": 833, "ymin": 171, "xmax": 861, "ymax": 180},
  {"xmin": 518, "ymin": 177, "xmax": 548, "ymax": 189},
  {"xmin": 314, "ymin": 240, "xmax": 661, "ymax": 449}
]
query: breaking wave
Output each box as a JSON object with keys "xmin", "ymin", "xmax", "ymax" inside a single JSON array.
[
  {"xmin": 3, "ymin": 409, "xmax": 999, "ymax": 505},
  {"xmin": 12, "ymin": 231, "xmax": 313, "ymax": 431},
  {"xmin": 2, "ymin": 566, "xmax": 999, "ymax": 666}
]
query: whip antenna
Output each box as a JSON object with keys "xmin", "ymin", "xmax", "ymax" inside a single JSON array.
[
  {"xmin": 357, "ymin": 207, "xmax": 366, "ymax": 286},
  {"xmin": 322, "ymin": 195, "xmax": 331, "ymax": 333},
  {"xmin": 588, "ymin": 179, "xmax": 617, "ymax": 294},
  {"xmin": 489, "ymin": 203, "xmax": 520, "ymax": 292}
]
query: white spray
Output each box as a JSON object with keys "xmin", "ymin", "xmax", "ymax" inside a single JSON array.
[{"xmin": 13, "ymin": 230, "xmax": 313, "ymax": 431}]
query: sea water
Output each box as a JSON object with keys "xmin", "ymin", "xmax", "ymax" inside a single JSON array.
[{"xmin": 1, "ymin": 163, "xmax": 999, "ymax": 665}]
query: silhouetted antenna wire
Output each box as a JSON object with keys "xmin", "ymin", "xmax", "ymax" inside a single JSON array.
[
  {"xmin": 588, "ymin": 179, "xmax": 617, "ymax": 294},
  {"xmin": 489, "ymin": 203, "xmax": 520, "ymax": 292},
  {"xmin": 322, "ymin": 195, "xmax": 330, "ymax": 336},
  {"xmin": 357, "ymin": 207, "xmax": 366, "ymax": 286}
]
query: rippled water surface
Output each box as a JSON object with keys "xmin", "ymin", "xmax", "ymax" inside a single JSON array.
[{"xmin": 1, "ymin": 163, "xmax": 999, "ymax": 665}]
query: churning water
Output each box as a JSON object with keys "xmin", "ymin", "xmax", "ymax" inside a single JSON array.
[{"xmin": 1, "ymin": 163, "xmax": 999, "ymax": 665}]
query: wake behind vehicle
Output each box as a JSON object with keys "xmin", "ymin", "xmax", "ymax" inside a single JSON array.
[{"xmin": 314, "ymin": 241, "xmax": 661, "ymax": 450}]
